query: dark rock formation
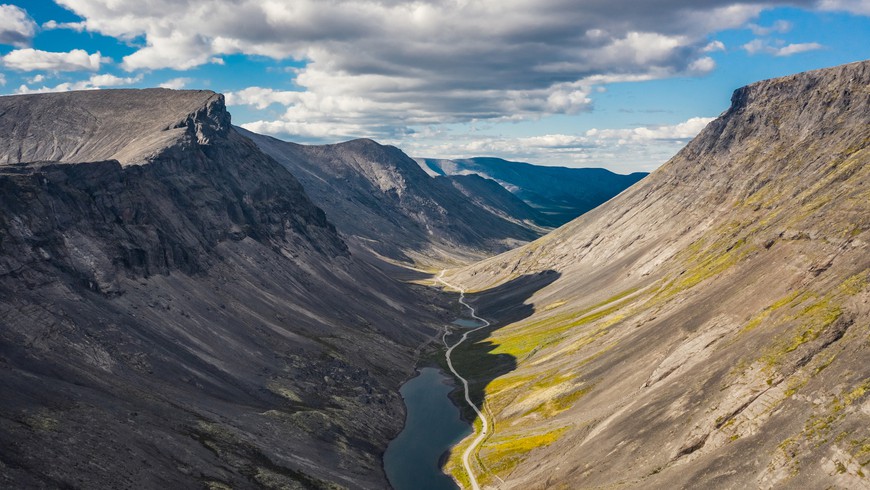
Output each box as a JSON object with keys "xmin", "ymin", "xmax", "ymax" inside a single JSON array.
[{"xmin": 0, "ymin": 89, "xmax": 439, "ymax": 489}]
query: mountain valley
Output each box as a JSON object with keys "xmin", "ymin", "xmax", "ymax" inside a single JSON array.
[{"xmin": 0, "ymin": 58, "xmax": 867, "ymax": 490}]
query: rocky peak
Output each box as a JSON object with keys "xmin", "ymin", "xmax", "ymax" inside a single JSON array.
[{"xmin": 0, "ymin": 88, "xmax": 231, "ymax": 166}]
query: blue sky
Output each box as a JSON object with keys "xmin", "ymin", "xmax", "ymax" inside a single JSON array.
[{"xmin": 1, "ymin": 1, "xmax": 868, "ymax": 173}]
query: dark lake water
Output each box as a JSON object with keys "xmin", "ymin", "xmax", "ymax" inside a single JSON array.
[
  {"xmin": 383, "ymin": 367, "xmax": 471, "ymax": 490},
  {"xmin": 452, "ymin": 318, "xmax": 485, "ymax": 328}
]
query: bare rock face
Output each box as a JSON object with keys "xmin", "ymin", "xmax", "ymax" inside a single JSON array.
[
  {"xmin": 242, "ymin": 130, "xmax": 545, "ymax": 265},
  {"xmin": 444, "ymin": 61, "xmax": 870, "ymax": 489},
  {"xmin": 0, "ymin": 89, "xmax": 231, "ymax": 165},
  {"xmin": 0, "ymin": 89, "xmax": 439, "ymax": 488}
]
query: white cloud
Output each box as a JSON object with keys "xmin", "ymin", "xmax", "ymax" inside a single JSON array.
[
  {"xmin": 158, "ymin": 77, "xmax": 193, "ymax": 89},
  {"xmin": 816, "ymin": 0, "xmax": 870, "ymax": 15},
  {"xmin": 743, "ymin": 39, "xmax": 824, "ymax": 56},
  {"xmin": 226, "ymin": 87, "xmax": 301, "ymax": 109},
  {"xmin": 397, "ymin": 116, "xmax": 717, "ymax": 173},
  {"xmin": 0, "ymin": 4, "xmax": 37, "ymax": 47},
  {"xmin": 16, "ymin": 73, "xmax": 142, "ymax": 93},
  {"xmin": 0, "ymin": 73, "xmax": 5, "ymax": 86},
  {"xmin": 42, "ymin": 20, "xmax": 87, "ymax": 32},
  {"xmin": 775, "ymin": 42, "xmax": 824, "ymax": 56},
  {"xmin": 747, "ymin": 20, "xmax": 792, "ymax": 35},
  {"xmin": 53, "ymin": 0, "xmax": 785, "ymax": 135},
  {"xmin": 2, "ymin": 48, "xmax": 106, "ymax": 72},
  {"xmin": 702, "ymin": 40, "xmax": 726, "ymax": 52},
  {"xmin": 688, "ymin": 57, "xmax": 717, "ymax": 74}
]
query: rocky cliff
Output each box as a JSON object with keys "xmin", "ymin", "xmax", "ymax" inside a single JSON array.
[
  {"xmin": 442, "ymin": 61, "xmax": 870, "ymax": 489},
  {"xmin": 0, "ymin": 89, "xmax": 439, "ymax": 488}
]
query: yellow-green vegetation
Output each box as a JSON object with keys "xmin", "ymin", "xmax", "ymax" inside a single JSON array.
[
  {"xmin": 758, "ymin": 274, "xmax": 867, "ymax": 369},
  {"xmin": 480, "ymin": 426, "xmax": 569, "ymax": 475},
  {"xmin": 487, "ymin": 286, "xmax": 640, "ymax": 360},
  {"xmin": 484, "ymin": 372, "xmax": 539, "ymax": 397},
  {"xmin": 24, "ymin": 411, "xmax": 59, "ymax": 432},
  {"xmin": 524, "ymin": 384, "xmax": 594, "ymax": 418},
  {"xmin": 654, "ymin": 222, "xmax": 756, "ymax": 302},
  {"xmin": 742, "ymin": 290, "xmax": 805, "ymax": 334},
  {"xmin": 803, "ymin": 380, "xmax": 870, "ymax": 441},
  {"xmin": 850, "ymin": 438, "xmax": 870, "ymax": 467},
  {"xmin": 444, "ymin": 417, "xmax": 484, "ymax": 489},
  {"xmin": 267, "ymin": 383, "xmax": 303, "ymax": 403}
]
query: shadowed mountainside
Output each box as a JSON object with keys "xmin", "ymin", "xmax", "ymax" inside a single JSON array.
[
  {"xmin": 443, "ymin": 60, "xmax": 870, "ymax": 488},
  {"xmin": 241, "ymin": 129, "xmax": 547, "ymax": 266},
  {"xmin": 417, "ymin": 156, "xmax": 647, "ymax": 226},
  {"xmin": 0, "ymin": 89, "xmax": 445, "ymax": 489}
]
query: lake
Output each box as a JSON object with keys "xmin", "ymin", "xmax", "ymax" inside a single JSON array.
[
  {"xmin": 383, "ymin": 367, "xmax": 471, "ymax": 490},
  {"xmin": 452, "ymin": 318, "xmax": 485, "ymax": 328}
]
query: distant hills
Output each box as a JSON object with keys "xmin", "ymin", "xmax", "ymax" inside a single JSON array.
[{"xmin": 417, "ymin": 156, "xmax": 647, "ymax": 227}]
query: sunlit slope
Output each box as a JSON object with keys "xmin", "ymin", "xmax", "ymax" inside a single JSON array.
[{"xmin": 445, "ymin": 60, "xmax": 870, "ymax": 489}]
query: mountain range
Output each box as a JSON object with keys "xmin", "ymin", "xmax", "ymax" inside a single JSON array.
[
  {"xmin": 0, "ymin": 59, "xmax": 867, "ymax": 490},
  {"xmin": 441, "ymin": 59, "xmax": 869, "ymax": 489},
  {"xmin": 417, "ymin": 157, "xmax": 647, "ymax": 227}
]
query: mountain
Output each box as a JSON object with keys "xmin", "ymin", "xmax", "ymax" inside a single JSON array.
[
  {"xmin": 0, "ymin": 89, "xmax": 443, "ymax": 488},
  {"xmin": 441, "ymin": 61, "xmax": 870, "ymax": 488},
  {"xmin": 241, "ymin": 130, "xmax": 547, "ymax": 266},
  {"xmin": 417, "ymin": 156, "xmax": 648, "ymax": 226}
]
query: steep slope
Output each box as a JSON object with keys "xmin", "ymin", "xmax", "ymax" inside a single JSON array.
[
  {"xmin": 417, "ymin": 156, "xmax": 647, "ymax": 226},
  {"xmin": 0, "ymin": 89, "xmax": 441, "ymax": 489},
  {"xmin": 442, "ymin": 61, "xmax": 870, "ymax": 489},
  {"xmin": 445, "ymin": 173, "xmax": 549, "ymax": 228},
  {"xmin": 242, "ymin": 130, "xmax": 545, "ymax": 265}
]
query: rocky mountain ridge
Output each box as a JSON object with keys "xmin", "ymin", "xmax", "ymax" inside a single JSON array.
[
  {"xmin": 0, "ymin": 89, "xmax": 442, "ymax": 488},
  {"xmin": 242, "ymin": 130, "xmax": 547, "ymax": 265},
  {"xmin": 442, "ymin": 60, "xmax": 870, "ymax": 489}
]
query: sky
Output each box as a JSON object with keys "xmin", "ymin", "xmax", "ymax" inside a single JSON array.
[{"xmin": 0, "ymin": 1, "xmax": 868, "ymax": 173}]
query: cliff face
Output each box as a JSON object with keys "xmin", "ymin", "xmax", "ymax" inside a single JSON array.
[
  {"xmin": 0, "ymin": 89, "xmax": 436, "ymax": 488},
  {"xmin": 243, "ymin": 130, "xmax": 545, "ymax": 265},
  {"xmin": 443, "ymin": 61, "xmax": 870, "ymax": 489}
]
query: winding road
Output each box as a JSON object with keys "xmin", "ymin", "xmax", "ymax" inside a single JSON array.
[{"xmin": 437, "ymin": 270, "xmax": 491, "ymax": 490}]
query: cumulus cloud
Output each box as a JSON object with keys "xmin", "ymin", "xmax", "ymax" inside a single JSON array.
[
  {"xmin": 42, "ymin": 20, "xmax": 87, "ymax": 32},
  {"xmin": 747, "ymin": 20, "xmax": 792, "ymax": 35},
  {"xmin": 2, "ymin": 48, "xmax": 106, "ymax": 71},
  {"xmin": 743, "ymin": 39, "xmax": 824, "ymax": 56},
  {"xmin": 397, "ymin": 116, "xmax": 717, "ymax": 173},
  {"xmin": 817, "ymin": 0, "xmax": 870, "ymax": 15},
  {"xmin": 0, "ymin": 4, "xmax": 37, "ymax": 47},
  {"xmin": 158, "ymin": 77, "xmax": 193, "ymax": 89},
  {"xmin": 225, "ymin": 87, "xmax": 301, "ymax": 109},
  {"xmin": 16, "ymin": 73, "xmax": 142, "ymax": 93},
  {"xmin": 54, "ymin": 0, "xmax": 810, "ymax": 135},
  {"xmin": 702, "ymin": 40, "xmax": 726, "ymax": 52}
]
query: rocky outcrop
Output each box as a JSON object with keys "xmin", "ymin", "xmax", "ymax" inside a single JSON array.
[
  {"xmin": 0, "ymin": 89, "xmax": 439, "ymax": 488},
  {"xmin": 443, "ymin": 61, "xmax": 870, "ymax": 489}
]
